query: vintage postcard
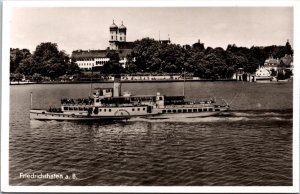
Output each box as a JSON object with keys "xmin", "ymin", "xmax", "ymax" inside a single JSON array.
[{"xmin": 1, "ymin": 0, "xmax": 299, "ymax": 193}]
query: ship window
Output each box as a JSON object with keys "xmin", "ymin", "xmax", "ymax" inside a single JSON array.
[
  {"xmin": 96, "ymin": 99, "xmax": 100, "ymax": 103},
  {"xmin": 99, "ymin": 109, "xmax": 102, "ymax": 112},
  {"xmin": 173, "ymin": 110, "xmax": 176, "ymax": 113},
  {"xmin": 198, "ymin": 109, "xmax": 202, "ymax": 112},
  {"xmin": 183, "ymin": 109, "xmax": 187, "ymax": 113},
  {"xmin": 188, "ymin": 109, "xmax": 192, "ymax": 112},
  {"xmin": 162, "ymin": 110, "xmax": 166, "ymax": 113},
  {"xmin": 64, "ymin": 107, "xmax": 68, "ymax": 110},
  {"xmin": 94, "ymin": 107, "xmax": 99, "ymax": 114},
  {"xmin": 215, "ymin": 109, "xmax": 220, "ymax": 111},
  {"xmin": 178, "ymin": 109, "xmax": 182, "ymax": 113},
  {"xmin": 159, "ymin": 97, "xmax": 163, "ymax": 100},
  {"xmin": 84, "ymin": 107, "xmax": 88, "ymax": 111},
  {"xmin": 109, "ymin": 109, "xmax": 111, "ymax": 112},
  {"xmin": 104, "ymin": 109, "xmax": 106, "ymax": 112},
  {"xmin": 209, "ymin": 108, "xmax": 213, "ymax": 111},
  {"xmin": 137, "ymin": 108, "xmax": 140, "ymax": 111},
  {"xmin": 203, "ymin": 108, "xmax": 207, "ymax": 112},
  {"xmin": 143, "ymin": 108, "xmax": 145, "ymax": 111},
  {"xmin": 74, "ymin": 107, "xmax": 78, "ymax": 110},
  {"xmin": 132, "ymin": 108, "xmax": 135, "ymax": 111},
  {"xmin": 79, "ymin": 107, "xmax": 83, "ymax": 111},
  {"xmin": 69, "ymin": 107, "xmax": 74, "ymax": 110},
  {"xmin": 193, "ymin": 109, "xmax": 197, "ymax": 112}
]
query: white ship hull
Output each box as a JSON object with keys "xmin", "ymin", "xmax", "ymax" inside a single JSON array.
[
  {"xmin": 152, "ymin": 106, "xmax": 229, "ymax": 119},
  {"xmin": 30, "ymin": 107, "xmax": 157, "ymax": 121},
  {"xmin": 30, "ymin": 110, "xmax": 131, "ymax": 121},
  {"xmin": 30, "ymin": 106, "xmax": 229, "ymax": 121},
  {"xmin": 152, "ymin": 110, "xmax": 226, "ymax": 119}
]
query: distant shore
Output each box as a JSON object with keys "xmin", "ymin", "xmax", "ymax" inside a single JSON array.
[{"xmin": 10, "ymin": 79, "xmax": 237, "ymax": 85}]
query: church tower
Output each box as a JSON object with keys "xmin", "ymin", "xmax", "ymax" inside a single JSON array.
[
  {"xmin": 109, "ymin": 20, "xmax": 119, "ymax": 50},
  {"xmin": 118, "ymin": 21, "xmax": 127, "ymax": 42}
]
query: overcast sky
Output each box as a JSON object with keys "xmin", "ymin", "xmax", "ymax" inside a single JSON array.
[{"xmin": 11, "ymin": 7, "xmax": 293, "ymax": 54}]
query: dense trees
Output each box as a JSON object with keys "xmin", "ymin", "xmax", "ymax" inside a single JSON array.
[
  {"xmin": 10, "ymin": 40, "xmax": 293, "ymax": 81},
  {"xmin": 10, "ymin": 48, "xmax": 32, "ymax": 73},
  {"xmin": 126, "ymin": 38, "xmax": 293, "ymax": 79},
  {"xmin": 101, "ymin": 52, "xmax": 122, "ymax": 74},
  {"xmin": 10, "ymin": 42, "xmax": 80, "ymax": 80}
]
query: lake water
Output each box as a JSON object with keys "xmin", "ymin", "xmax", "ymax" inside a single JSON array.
[{"xmin": 9, "ymin": 81, "xmax": 293, "ymax": 186}]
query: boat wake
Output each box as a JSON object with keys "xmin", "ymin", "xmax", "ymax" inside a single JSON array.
[{"xmin": 128, "ymin": 110, "xmax": 292, "ymax": 123}]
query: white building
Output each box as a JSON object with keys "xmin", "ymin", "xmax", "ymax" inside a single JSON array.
[
  {"xmin": 263, "ymin": 56, "xmax": 280, "ymax": 71},
  {"xmin": 72, "ymin": 50, "xmax": 110, "ymax": 70},
  {"xmin": 72, "ymin": 20, "xmax": 133, "ymax": 70},
  {"xmin": 255, "ymin": 67, "xmax": 271, "ymax": 77}
]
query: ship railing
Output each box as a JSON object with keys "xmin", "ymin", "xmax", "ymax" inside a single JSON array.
[
  {"xmin": 186, "ymin": 100, "xmax": 214, "ymax": 104},
  {"xmin": 99, "ymin": 103, "xmax": 149, "ymax": 107},
  {"xmin": 164, "ymin": 104, "xmax": 213, "ymax": 108},
  {"xmin": 61, "ymin": 98, "xmax": 94, "ymax": 106},
  {"xmin": 61, "ymin": 103, "xmax": 94, "ymax": 106}
]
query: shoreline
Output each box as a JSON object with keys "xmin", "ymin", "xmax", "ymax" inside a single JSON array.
[{"xmin": 10, "ymin": 79, "xmax": 237, "ymax": 85}]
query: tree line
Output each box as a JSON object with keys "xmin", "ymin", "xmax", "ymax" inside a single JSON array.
[
  {"xmin": 10, "ymin": 39, "xmax": 293, "ymax": 81},
  {"xmin": 10, "ymin": 42, "xmax": 80, "ymax": 82},
  {"xmin": 122, "ymin": 38, "xmax": 293, "ymax": 79}
]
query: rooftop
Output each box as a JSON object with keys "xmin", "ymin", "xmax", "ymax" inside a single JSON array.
[{"xmin": 72, "ymin": 49, "xmax": 132, "ymax": 59}]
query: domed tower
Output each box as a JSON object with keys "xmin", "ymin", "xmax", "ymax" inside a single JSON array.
[
  {"xmin": 109, "ymin": 20, "xmax": 119, "ymax": 50},
  {"xmin": 118, "ymin": 21, "xmax": 127, "ymax": 42}
]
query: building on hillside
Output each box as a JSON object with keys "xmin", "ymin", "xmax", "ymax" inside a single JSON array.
[
  {"xmin": 255, "ymin": 67, "xmax": 271, "ymax": 77},
  {"xmin": 72, "ymin": 49, "xmax": 132, "ymax": 70},
  {"xmin": 263, "ymin": 56, "xmax": 280, "ymax": 71},
  {"xmin": 254, "ymin": 67, "xmax": 272, "ymax": 82},
  {"xmin": 253, "ymin": 54, "xmax": 293, "ymax": 81},
  {"xmin": 72, "ymin": 21, "xmax": 134, "ymax": 70},
  {"xmin": 72, "ymin": 20, "xmax": 172, "ymax": 70},
  {"xmin": 261, "ymin": 54, "xmax": 293, "ymax": 75},
  {"xmin": 278, "ymin": 54, "xmax": 293, "ymax": 74},
  {"xmin": 109, "ymin": 20, "xmax": 135, "ymax": 50}
]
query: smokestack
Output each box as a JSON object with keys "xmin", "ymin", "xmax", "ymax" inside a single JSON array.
[{"xmin": 113, "ymin": 74, "xmax": 121, "ymax": 97}]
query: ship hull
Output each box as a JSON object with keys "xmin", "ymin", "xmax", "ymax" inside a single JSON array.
[
  {"xmin": 153, "ymin": 111, "xmax": 225, "ymax": 118},
  {"xmin": 152, "ymin": 108, "xmax": 228, "ymax": 119},
  {"xmin": 30, "ymin": 106, "xmax": 229, "ymax": 121},
  {"xmin": 30, "ymin": 110, "xmax": 131, "ymax": 121}
]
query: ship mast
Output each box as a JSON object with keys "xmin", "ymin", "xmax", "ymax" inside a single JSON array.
[
  {"xmin": 30, "ymin": 92, "xmax": 33, "ymax": 109},
  {"xmin": 183, "ymin": 65, "xmax": 186, "ymax": 96},
  {"xmin": 89, "ymin": 68, "xmax": 93, "ymax": 97}
]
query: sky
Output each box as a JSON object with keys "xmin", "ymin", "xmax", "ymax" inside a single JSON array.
[{"xmin": 10, "ymin": 7, "xmax": 293, "ymax": 54}]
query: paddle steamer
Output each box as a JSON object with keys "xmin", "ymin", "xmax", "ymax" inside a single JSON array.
[{"xmin": 30, "ymin": 76, "xmax": 229, "ymax": 121}]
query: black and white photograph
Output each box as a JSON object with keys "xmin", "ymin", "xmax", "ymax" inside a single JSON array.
[{"xmin": 1, "ymin": 1, "xmax": 299, "ymax": 193}]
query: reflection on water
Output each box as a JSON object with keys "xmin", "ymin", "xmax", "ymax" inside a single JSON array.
[{"xmin": 9, "ymin": 82, "xmax": 293, "ymax": 186}]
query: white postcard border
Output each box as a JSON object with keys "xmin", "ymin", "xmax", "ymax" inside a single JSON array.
[{"xmin": 1, "ymin": 0, "xmax": 299, "ymax": 193}]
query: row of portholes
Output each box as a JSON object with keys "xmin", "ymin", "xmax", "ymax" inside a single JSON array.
[
  {"xmin": 132, "ymin": 107, "xmax": 146, "ymax": 112},
  {"xmin": 162, "ymin": 108, "xmax": 213, "ymax": 114}
]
